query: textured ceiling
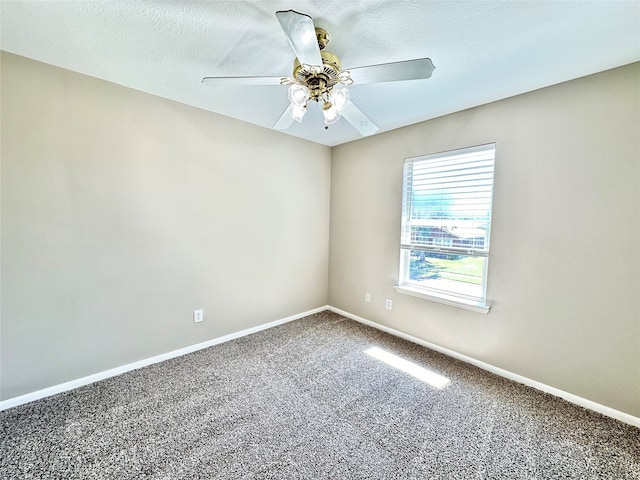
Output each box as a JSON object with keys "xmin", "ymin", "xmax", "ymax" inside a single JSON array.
[{"xmin": 1, "ymin": 1, "xmax": 639, "ymax": 146}]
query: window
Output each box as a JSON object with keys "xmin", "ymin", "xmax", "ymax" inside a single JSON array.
[{"xmin": 396, "ymin": 144, "xmax": 496, "ymax": 313}]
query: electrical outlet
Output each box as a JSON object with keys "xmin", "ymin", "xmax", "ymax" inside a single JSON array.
[
  {"xmin": 365, "ymin": 292, "xmax": 371, "ymax": 303},
  {"xmin": 193, "ymin": 309, "xmax": 203, "ymax": 323},
  {"xmin": 385, "ymin": 299, "xmax": 393, "ymax": 310}
]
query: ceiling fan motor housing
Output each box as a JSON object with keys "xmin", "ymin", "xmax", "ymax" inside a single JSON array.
[
  {"xmin": 291, "ymin": 27, "xmax": 343, "ymax": 102},
  {"xmin": 292, "ymin": 51, "xmax": 342, "ymax": 101}
]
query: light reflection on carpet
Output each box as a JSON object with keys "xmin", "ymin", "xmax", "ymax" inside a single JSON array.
[{"xmin": 365, "ymin": 346, "xmax": 451, "ymax": 389}]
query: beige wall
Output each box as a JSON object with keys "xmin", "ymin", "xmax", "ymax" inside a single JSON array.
[
  {"xmin": 2, "ymin": 51, "xmax": 639, "ymax": 419},
  {"xmin": 329, "ymin": 63, "xmax": 640, "ymax": 417},
  {"xmin": 0, "ymin": 52, "xmax": 331, "ymax": 400}
]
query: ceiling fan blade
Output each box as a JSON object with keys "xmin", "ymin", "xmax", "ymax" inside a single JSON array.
[
  {"xmin": 273, "ymin": 107, "xmax": 295, "ymax": 131},
  {"xmin": 202, "ymin": 76, "xmax": 282, "ymax": 86},
  {"xmin": 275, "ymin": 10, "xmax": 322, "ymax": 67},
  {"xmin": 340, "ymin": 100, "xmax": 379, "ymax": 137},
  {"xmin": 346, "ymin": 58, "xmax": 435, "ymax": 85}
]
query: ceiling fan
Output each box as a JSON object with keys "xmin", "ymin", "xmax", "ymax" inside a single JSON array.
[{"xmin": 202, "ymin": 10, "xmax": 435, "ymax": 137}]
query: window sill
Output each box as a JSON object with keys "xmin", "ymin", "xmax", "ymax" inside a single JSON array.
[{"xmin": 394, "ymin": 285, "xmax": 491, "ymax": 314}]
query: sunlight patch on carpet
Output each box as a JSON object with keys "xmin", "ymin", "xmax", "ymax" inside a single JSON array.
[{"xmin": 365, "ymin": 347, "xmax": 451, "ymax": 389}]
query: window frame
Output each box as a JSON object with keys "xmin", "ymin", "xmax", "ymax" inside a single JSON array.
[{"xmin": 395, "ymin": 143, "xmax": 496, "ymax": 314}]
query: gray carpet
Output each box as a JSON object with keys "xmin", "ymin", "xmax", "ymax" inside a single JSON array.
[{"xmin": 1, "ymin": 311, "xmax": 638, "ymax": 479}]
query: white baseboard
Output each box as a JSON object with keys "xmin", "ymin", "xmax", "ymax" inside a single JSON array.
[
  {"xmin": 3, "ymin": 304, "xmax": 639, "ymax": 428},
  {"xmin": 327, "ymin": 306, "xmax": 640, "ymax": 428},
  {"xmin": 0, "ymin": 305, "xmax": 328, "ymax": 412}
]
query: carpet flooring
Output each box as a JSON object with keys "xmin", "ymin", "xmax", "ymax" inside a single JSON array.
[{"xmin": 1, "ymin": 310, "xmax": 639, "ymax": 479}]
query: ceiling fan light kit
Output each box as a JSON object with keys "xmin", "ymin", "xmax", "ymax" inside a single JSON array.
[
  {"xmin": 280, "ymin": 25, "xmax": 355, "ymax": 129},
  {"xmin": 202, "ymin": 9, "xmax": 435, "ymax": 137}
]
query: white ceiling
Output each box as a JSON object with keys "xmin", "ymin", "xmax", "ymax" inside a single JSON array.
[{"xmin": 1, "ymin": 1, "xmax": 639, "ymax": 146}]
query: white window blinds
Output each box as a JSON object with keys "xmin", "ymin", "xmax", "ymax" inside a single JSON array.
[{"xmin": 401, "ymin": 144, "xmax": 496, "ymax": 255}]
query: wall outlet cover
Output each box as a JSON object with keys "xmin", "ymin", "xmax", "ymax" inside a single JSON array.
[{"xmin": 193, "ymin": 309, "xmax": 204, "ymax": 323}]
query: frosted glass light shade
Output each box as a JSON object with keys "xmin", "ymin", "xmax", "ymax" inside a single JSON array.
[
  {"xmin": 331, "ymin": 88, "xmax": 350, "ymax": 112},
  {"xmin": 322, "ymin": 102, "xmax": 341, "ymax": 125},
  {"xmin": 288, "ymin": 104, "xmax": 307, "ymax": 123},
  {"xmin": 288, "ymin": 84, "xmax": 310, "ymax": 106}
]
